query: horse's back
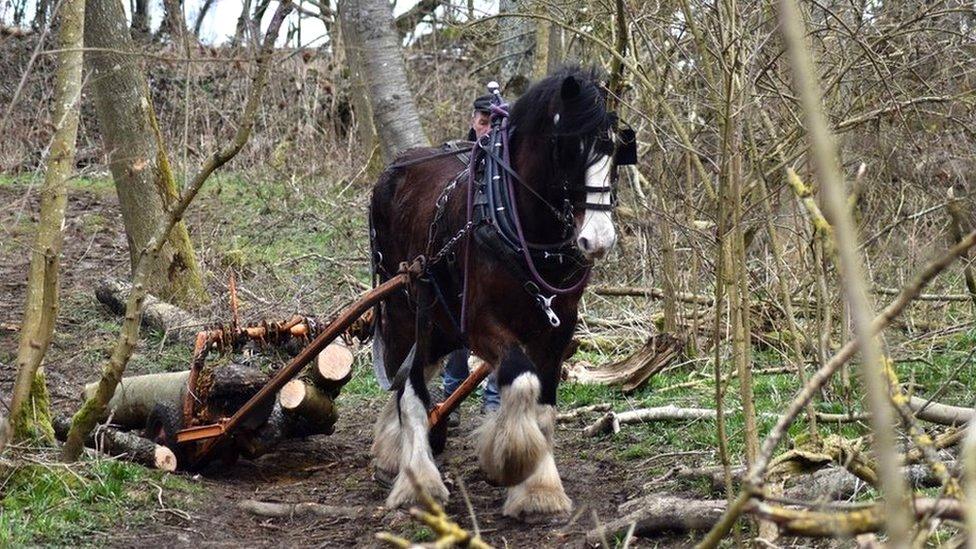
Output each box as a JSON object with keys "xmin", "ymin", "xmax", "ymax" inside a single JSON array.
[{"xmin": 370, "ymin": 146, "xmax": 465, "ymax": 264}]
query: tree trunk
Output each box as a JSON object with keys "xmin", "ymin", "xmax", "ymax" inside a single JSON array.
[
  {"xmin": 234, "ymin": 0, "xmax": 253, "ymax": 44},
  {"xmin": 85, "ymin": 0, "xmax": 207, "ymax": 307},
  {"xmin": 337, "ymin": 0, "xmax": 380, "ymax": 173},
  {"xmin": 193, "ymin": 0, "xmax": 216, "ymax": 36},
  {"xmin": 158, "ymin": 0, "xmax": 188, "ymax": 40},
  {"xmin": 8, "ymin": 0, "xmax": 85, "ymax": 444},
  {"xmin": 131, "ymin": 0, "xmax": 150, "ymax": 39},
  {"xmin": 497, "ymin": 0, "xmax": 535, "ymax": 95},
  {"xmin": 32, "ymin": 0, "xmax": 49, "ymax": 30},
  {"xmin": 340, "ymin": 0, "xmax": 428, "ymax": 162}
]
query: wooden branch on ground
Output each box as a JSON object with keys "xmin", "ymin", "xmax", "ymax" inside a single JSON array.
[
  {"xmin": 556, "ymin": 403, "xmax": 611, "ymax": 423},
  {"xmin": 567, "ymin": 334, "xmax": 685, "ymax": 392},
  {"xmin": 909, "ymin": 396, "xmax": 974, "ymax": 426},
  {"xmin": 584, "ymin": 405, "xmax": 717, "ymax": 437},
  {"xmin": 52, "ymin": 415, "xmax": 176, "ymax": 471},
  {"xmin": 593, "ymin": 493, "xmax": 962, "ymax": 542},
  {"xmin": 238, "ymin": 499, "xmax": 361, "ymax": 519},
  {"xmin": 96, "ymin": 278, "xmax": 203, "ymax": 343},
  {"xmin": 590, "ymin": 285, "xmax": 714, "ymax": 305}
]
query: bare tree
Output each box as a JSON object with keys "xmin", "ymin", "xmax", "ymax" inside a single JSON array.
[
  {"xmin": 131, "ymin": 0, "xmax": 150, "ymax": 39},
  {"xmin": 85, "ymin": 0, "xmax": 207, "ymax": 306},
  {"xmin": 497, "ymin": 0, "xmax": 535, "ymax": 95},
  {"xmin": 193, "ymin": 0, "xmax": 217, "ymax": 36},
  {"xmin": 8, "ymin": 0, "xmax": 85, "ymax": 442},
  {"xmin": 339, "ymin": 0, "xmax": 428, "ymax": 161},
  {"xmin": 63, "ymin": 0, "xmax": 295, "ymax": 463}
]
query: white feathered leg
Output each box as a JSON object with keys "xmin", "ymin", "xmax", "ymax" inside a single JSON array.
[
  {"xmin": 503, "ymin": 405, "xmax": 572, "ymax": 518},
  {"xmin": 386, "ymin": 383, "xmax": 449, "ymax": 507},
  {"xmin": 475, "ymin": 372, "xmax": 547, "ymax": 487}
]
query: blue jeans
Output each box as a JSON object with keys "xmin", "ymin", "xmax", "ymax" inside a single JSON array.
[{"xmin": 442, "ymin": 349, "xmax": 500, "ymax": 411}]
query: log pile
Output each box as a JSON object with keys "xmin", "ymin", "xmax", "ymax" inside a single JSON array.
[{"xmin": 84, "ymin": 283, "xmax": 358, "ymax": 469}]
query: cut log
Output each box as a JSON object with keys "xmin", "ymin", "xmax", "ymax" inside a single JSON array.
[
  {"xmin": 237, "ymin": 499, "xmax": 361, "ymax": 519},
  {"xmin": 202, "ymin": 362, "xmax": 274, "ymax": 429},
  {"xmin": 82, "ymin": 363, "xmax": 271, "ymax": 429},
  {"xmin": 567, "ymin": 334, "xmax": 685, "ymax": 392},
  {"xmin": 96, "ymin": 278, "xmax": 202, "ymax": 343},
  {"xmin": 584, "ymin": 405, "xmax": 717, "ymax": 437},
  {"xmin": 909, "ymin": 396, "xmax": 973, "ymax": 425},
  {"xmin": 53, "ymin": 415, "xmax": 177, "ymax": 471},
  {"xmin": 308, "ymin": 343, "xmax": 353, "ymax": 396},
  {"xmin": 83, "ymin": 371, "xmax": 190, "ymax": 429},
  {"xmin": 239, "ymin": 403, "xmax": 291, "ymax": 459},
  {"xmin": 279, "ymin": 379, "xmax": 337, "ymax": 436}
]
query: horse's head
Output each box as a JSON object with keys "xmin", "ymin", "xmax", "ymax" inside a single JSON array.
[{"xmin": 510, "ymin": 66, "xmax": 620, "ymax": 261}]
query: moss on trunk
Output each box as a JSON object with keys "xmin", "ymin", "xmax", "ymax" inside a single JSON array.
[{"xmin": 12, "ymin": 369, "xmax": 56, "ymax": 443}]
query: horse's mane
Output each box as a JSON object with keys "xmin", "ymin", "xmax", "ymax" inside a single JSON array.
[{"xmin": 509, "ymin": 65, "xmax": 610, "ymax": 138}]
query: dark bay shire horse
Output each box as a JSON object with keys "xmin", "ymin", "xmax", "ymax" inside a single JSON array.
[{"xmin": 369, "ymin": 66, "xmax": 627, "ymax": 519}]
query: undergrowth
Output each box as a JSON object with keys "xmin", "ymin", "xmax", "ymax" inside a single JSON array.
[{"xmin": 0, "ymin": 454, "xmax": 195, "ymax": 545}]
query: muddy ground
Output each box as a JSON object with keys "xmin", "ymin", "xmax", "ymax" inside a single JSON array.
[{"xmin": 0, "ymin": 182, "xmax": 703, "ymax": 547}]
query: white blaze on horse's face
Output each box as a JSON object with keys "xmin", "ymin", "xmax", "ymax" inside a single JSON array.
[{"xmin": 577, "ymin": 155, "xmax": 616, "ymax": 260}]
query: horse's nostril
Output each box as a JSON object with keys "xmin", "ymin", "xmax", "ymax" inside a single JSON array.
[{"xmin": 577, "ymin": 236, "xmax": 591, "ymax": 251}]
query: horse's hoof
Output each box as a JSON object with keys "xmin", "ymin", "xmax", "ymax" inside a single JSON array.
[
  {"xmin": 502, "ymin": 486, "xmax": 572, "ymax": 520},
  {"xmin": 385, "ymin": 469, "xmax": 450, "ymax": 508}
]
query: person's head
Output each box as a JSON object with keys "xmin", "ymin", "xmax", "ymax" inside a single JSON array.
[{"xmin": 470, "ymin": 94, "xmax": 493, "ymax": 139}]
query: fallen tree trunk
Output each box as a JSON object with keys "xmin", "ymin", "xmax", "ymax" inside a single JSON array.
[
  {"xmin": 239, "ymin": 403, "xmax": 290, "ymax": 459},
  {"xmin": 567, "ymin": 334, "xmax": 685, "ymax": 392},
  {"xmin": 909, "ymin": 396, "xmax": 973, "ymax": 426},
  {"xmin": 591, "ymin": 495, "xmax": 963, "ymax": 541},
  {"xmin": 588, "ymin": 495, "xmax": 726, "ymax": 542},
  {"xmin": 96, "ymin": 278, "xmax": 203, "ymax": 343},
  {"xmin": 584, "ymin": 405, "xmax": 717, "ymax": 437},
  {"xmin": 590, "ymin": 285, "xmax": 714, "ymax": 305},
  {"xmin": 53, "ymin": 415, "xmax": 177, "ymax": 471},
  {"xmin": 238, "ymin": 499, "xmax": 362, "ymax": 519},
  {"xmin": 83, "ymin": 371, "xmax": 189, "ymax": 429},
  {"xmin": 83, "ymin": 363, "xmax": 271, "ymax": 429}
]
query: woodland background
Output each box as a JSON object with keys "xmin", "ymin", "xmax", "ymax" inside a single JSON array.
[{"xmin": 2, "ymin": 0, "xmax": 976, "ymax": 546}]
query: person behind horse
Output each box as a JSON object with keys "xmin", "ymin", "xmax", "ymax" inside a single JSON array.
[{"xmin": 441, "ymin": 94, "xmax": 501, "ymax": 425}]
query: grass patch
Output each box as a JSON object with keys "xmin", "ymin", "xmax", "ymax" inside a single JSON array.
[{"xmin": 0, "ymin": 456, "xmax": 194, "ymax": 546}]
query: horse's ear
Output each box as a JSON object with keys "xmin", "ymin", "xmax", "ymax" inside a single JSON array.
[{"xmin": 560, "ymin": 76, "xmax": 581, "ymax": 100}]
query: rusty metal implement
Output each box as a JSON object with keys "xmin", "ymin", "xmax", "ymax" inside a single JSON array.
[{"xmin": 178, "ymin": 268, "xmax": 414, "ymax": 466}]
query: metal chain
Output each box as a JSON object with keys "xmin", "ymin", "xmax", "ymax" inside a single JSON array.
[{"xmin": 429, "ymin": 219, "xmax": 480, "ymax": 266}]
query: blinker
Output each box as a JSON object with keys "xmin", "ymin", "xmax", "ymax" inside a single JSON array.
[{"xmin": 614, "ymin": 127, "xmax": 637, "ymax": 166}]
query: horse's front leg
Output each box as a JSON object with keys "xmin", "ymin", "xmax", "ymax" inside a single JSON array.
[
  {"xmin": 502, "ymin": 400, "xmax": 572, "ymax": 518},
  {"xmin": 386, "ymin": 374, "xmax": 450, "ymax": 508},
  {"xmin": 475, "ymin": 346, "xmax": 551, "ymax": 489}
]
